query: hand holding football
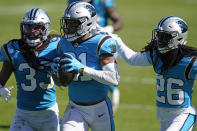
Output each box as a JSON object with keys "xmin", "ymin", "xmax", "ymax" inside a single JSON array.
[{"xmin": 57, "ymin": 55, "xmax": 75, "ymax": 86}]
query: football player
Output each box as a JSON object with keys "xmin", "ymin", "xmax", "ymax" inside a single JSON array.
[
  {"xmin": 114, "ymin": 16, "xmax": 197, "ymax": 131},
  {"xmin": 52, "ymin": 2, "xmax": 120, "ymax": 131},
  {"xmin": 68, "ymin": 0, "xmax": 123, "ymax": 33},
  {"xmin": 68, "ymin": 0, "xmax": 123, "ymax": 113},
  {"xmin": 0, "ymin": 8, "xmax": 61, "ymax": 131}
]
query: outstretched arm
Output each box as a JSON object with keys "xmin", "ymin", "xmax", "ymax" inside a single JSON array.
[{"xmin": 114, "ymin": 36, "xmax": 151, "ymax": 66}]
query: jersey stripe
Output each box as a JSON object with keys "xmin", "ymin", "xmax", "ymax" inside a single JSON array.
[
  {"xmin": 180, "ymin": 113, "xmax": 196, "ymax": 131},
  {"xmin": 96, "ymin": 35, "xmax": 111, "ymax": 55},
  {"xmin": 184, "ymin": 56, "xmax": 197, "ymax": 80}
]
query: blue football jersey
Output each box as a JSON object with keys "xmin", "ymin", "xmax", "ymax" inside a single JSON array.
[
  {"xmin": 0, "ymin": 37, "xmax": 60, "ymax": 111},
  {"xmin": 57, "ymin": 34, "xmax": 117, "ymax": 102},
  {"xmin": 145, "ymin": 50, "xmax": 197, "ymax": 108},
  {"xmin": 68, "ymin": 0, "xmax": 115, "ymax": 27}
]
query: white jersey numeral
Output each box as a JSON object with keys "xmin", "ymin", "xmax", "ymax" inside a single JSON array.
[
  {"xmin": 19, "ymin": 63, "xmax": 37, "ymax": 91},
  {"xmin": 19, "ymin": 63, "xmax": 53, "ymax": 91},
  {"xmin": 156, "ymin": 74, "xmax": 184, "ymax": 105}
]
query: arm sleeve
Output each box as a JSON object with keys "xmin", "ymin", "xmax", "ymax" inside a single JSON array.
[
  {"xmin": 186, "ymin": 57, "xmax": 197, "ymax": 80},
  {"xmin": 83, "ymin": 62, "xmax": 120, "ymax": 86},
  {"xmin": 0, "ymin": 44, "xmax": 10, "ymax": 62},
  {"xmin": 115, "ymin": 36, "xmax": 151, "ymax": 66}
]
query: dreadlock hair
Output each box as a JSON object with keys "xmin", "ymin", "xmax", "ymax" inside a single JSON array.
[
  {"xmin": 142, "ymin": 39, "xmax": 197, "ymax": 74},
  {"xmin": 19, "ymin": 34, "xmax": 60, "ymax": 70}
]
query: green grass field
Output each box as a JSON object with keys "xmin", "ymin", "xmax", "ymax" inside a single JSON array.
[{"xmin": 0, "ymin": 0, "xmax": 197, "ymax": 130}]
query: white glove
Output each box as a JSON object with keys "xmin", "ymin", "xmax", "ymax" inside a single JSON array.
[
  {"xmin": 0, "ymin": 86, "xmax": 13, "ymax": 102},
  {"xmin": 103, "ymin": 25, "xmax": 114, "ymax": 33}
]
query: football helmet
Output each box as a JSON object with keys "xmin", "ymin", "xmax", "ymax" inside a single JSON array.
[
  {"xmin": 153, "ymin": 16, "xmax": 188, "ymax": 54},
  {"xmin": 81, "ymin": 0, "xmax": 92, "ymax": 3},
  {"xmin": 60, "ymin": 2, "xmax": 97, "ymax": 42},
  {"xmin": 69, "ymin": 0, "xmax": 92, "ymax": 3},
  {"xmin": 20, "ymin": 8, "xmax": 50, "ymax": 47}
]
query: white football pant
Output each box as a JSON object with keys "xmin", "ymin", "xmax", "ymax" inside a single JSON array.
[
  {"xmin": 9, "ymin": 103, "xmax": 59, "ymax": 131},
  {"xmin": 61, "ymin": 97, "xmax": 114, "ymax": 131},
  {"xmin": 158, "ymin": 105, "xmax": 197, "ymax": 131}
]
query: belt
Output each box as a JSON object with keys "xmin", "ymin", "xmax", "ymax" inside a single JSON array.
[{"xmin": 73, "ymin": 98, "xmax": 105, "ymax": 106}]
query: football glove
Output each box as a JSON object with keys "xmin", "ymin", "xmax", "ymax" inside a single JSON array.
[
  {"xmin": 51, "ymin": 57, "xmax": 60, "ymax": 74},
  {"xmin": 60, "ymin": 53, "xmax": 84, "ymax": 73},
  {"xmin": 0, "ymin": 86, "xmax": 14, "ymax": 102}
]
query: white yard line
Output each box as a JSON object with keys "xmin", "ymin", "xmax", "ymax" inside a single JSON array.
[{"xmin": 121, "ymin": 76, "xmax": 155, "ymax": 85}]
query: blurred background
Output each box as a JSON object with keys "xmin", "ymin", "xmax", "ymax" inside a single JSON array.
[{"xmin": 0, "ymin": 0, "xmax": 197, "ymax": 130}]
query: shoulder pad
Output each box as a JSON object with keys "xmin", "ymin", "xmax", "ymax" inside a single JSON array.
[{"xmin": 97, "ymin": 35, "xmax": 117, "ymax": 56}]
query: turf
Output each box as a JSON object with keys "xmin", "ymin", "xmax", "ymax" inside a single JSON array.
[{"xmin": 0, "ymin": 0, "xmax": 197, "ymax": 130}]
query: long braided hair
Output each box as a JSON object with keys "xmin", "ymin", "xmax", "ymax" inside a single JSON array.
[
  {"xmin": 18, "ymin": 34, "xmax": 60, "ymax": 70},
  {"xmin": 142, "ymin": 34, "xmax": 197, "ymax": 74}
]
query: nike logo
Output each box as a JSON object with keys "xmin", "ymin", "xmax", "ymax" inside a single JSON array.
[{"xmin": 98, "ymin": 113, "xmax": 104, "ymax": 117}]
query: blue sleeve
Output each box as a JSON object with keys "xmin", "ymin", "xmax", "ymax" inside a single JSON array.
[
  {"xmin": 0, "ymin": 45, "xmax": 9, "ymax": 62},
  {"xmin": 145, "ymin": 51, "xmax": 153, "ymax": 65},
  {"xmin": 104, "ymin": 0, "xmax": 116, "ymax": 8},
  {"xmin": 189, "ymin": 60, "xmax": 197, "ymax": 80},
  {"xmin": 98, "ymin": 38, "xmax": 117, "ymax": 56},
  {"xmin": 57, "ymin": 39, "xmax": 65, "ymax": 56}
]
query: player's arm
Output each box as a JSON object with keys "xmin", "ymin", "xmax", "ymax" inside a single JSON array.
[
  {"xmin": 0, "ymin": 61, "xmax": 14, "ymax": 102},
  {"xmin": 59, "ymin": 53, "xmax": 120, "ymax": 86},
  {"xmin": 113, "ymin": 35, "xmax": 151, "ymax": 66},
  {"xmin": 0, "ymin": 43, "xmax": 14, "ymax": 82},
  {"xmin": 82, "ymin": 53, "xmax": 120, "ymax": 86},
  {"xmin": 81, "ymin": 36, "xmax": 120, "ymax": 86},
  {"xmin": 105, "ymin": 7, "xmax": 123, "ymax": 32},
  {"xmin": 0, "ymin": 61, "xmax": 13, "ymax": 85}
]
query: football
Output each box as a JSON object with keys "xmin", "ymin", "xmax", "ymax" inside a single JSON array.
[{"xmin": 57, "ymin": 55, "xmax": 75, "ymax": 86}]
